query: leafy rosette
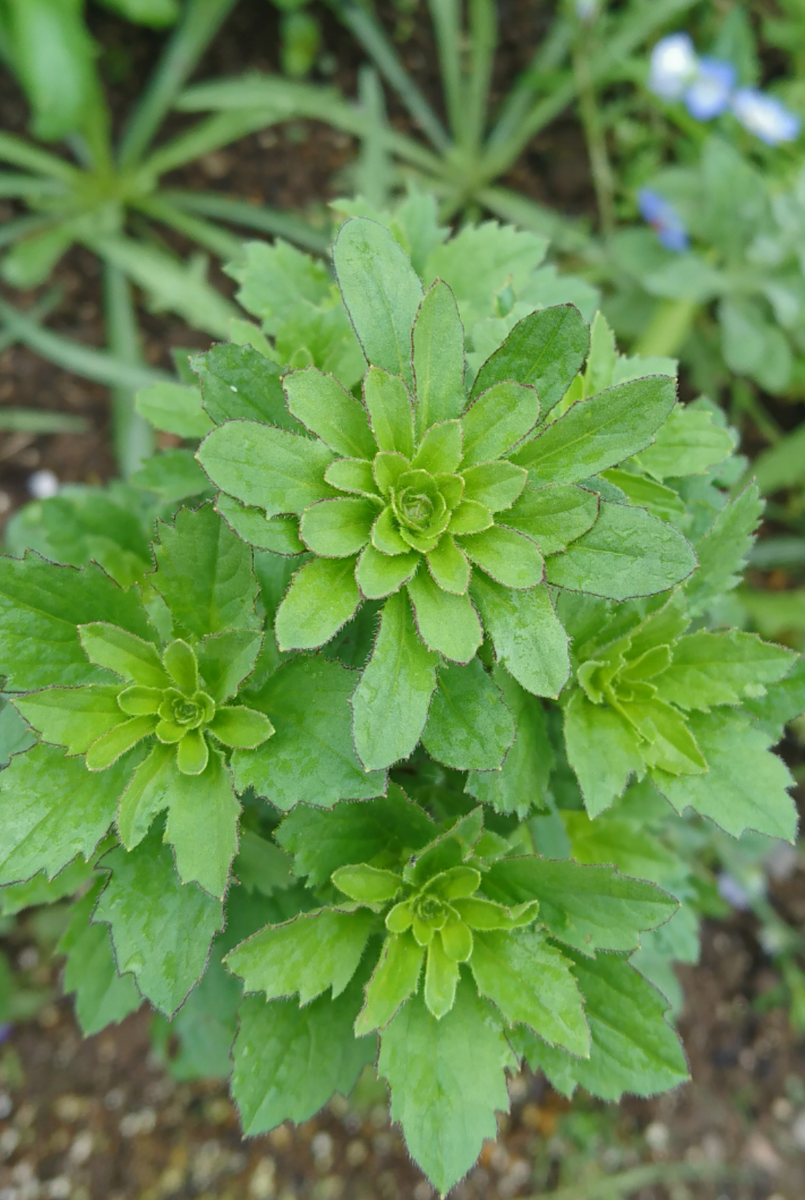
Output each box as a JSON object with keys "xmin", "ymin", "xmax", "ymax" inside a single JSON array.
[{"xmin": 199, "ymin": 217, "xmax": 697, "ymax": 771}]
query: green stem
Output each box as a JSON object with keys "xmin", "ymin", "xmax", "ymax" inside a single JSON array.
[
  {"xmin": 139, "ymin": 110, "xmax": 272, "ymax": 179},
  {"xmin": 573, "ymin": 34, "xmax": 616, "ymax": 239},
  {"xmin": 428, "ymin": 0, "xmax": 464, "ymax": 145},
  {"xmin": 103, "ymin": 264, "xmax": 155, "ymax": 478},
  {"xmin": 464, "ymin": 0, "xmax": 497, "ymax": 155},
  {"xmin": 133, "ymin": 196, "xmax": 245, "ymax": 261},
  {"xmin": 0, "ymin": 173, "xmax": 67, "ymax": 199},
  {"xmin": 634, "ymin": 298, "xmax": 699, "ymax": 358},
  {"xmin": 0, "ymin": 133, "xmax": 79, "ymax": 181},
  {"xmin": 160, "ymin": 190, "xmax": 331, "ymax": 254}
]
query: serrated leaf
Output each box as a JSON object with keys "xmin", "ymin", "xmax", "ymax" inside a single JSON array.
[
  {"xmin": 232, "ymin": 657, "xmax": 386, "ymax": 808},
  {"xmin": 655, "ymin": 630, "xmax": 795, "ymax": 711},
  {"xmin": 153, "ymin": 503, "xmax": 260, "ymax": 639},
  {"xmin": 78, "ymin": 624, "xmax": 166, "ymax": 688},
  {"xmin": 216, "ymin": 494, "xmax": 305, "ymax": 555},
  {"xmin": 413, "ymin": 280, "xmax": 465, "ymax": 433},
  {"xmin": 352, "ymin": 592, "xmax": 438, "ymax": 770},
  {"xmin": 163, "ymin": 749, "xmax": 240, "ymax": 899},
  {"xmin": 742, "ymin": 656, "xmax": 805, "ymax": 742},
  {"xmin": 421, "ymin": 659, "xmax": 514, "ymax": 771},
  {"xmin": 564, "ymin": 691, "xmax": 644, "ymax": 818},
  {"xmin": 484, "ymin": 857, "xmax": 677, "ymax": 954},
  {"xmin": 465, "ymin": 668, "xmax": 553, "ymax": 816},
  {"xmin": 193, "ymin": 343, "xmax": 300, "ymax": 429},
  {"xmin": 425, "ymin": 222, "xmax": 547, "ymax": 325},
  {"xmin": 545, "ymin": 502, "xmax": 696, "ymax": 599},
  {"xmin": 198, "ymin": 421, "xmax": 336, "ymax": 518},
  {"xmin": 563, "ymin": 810, "xmax": 679, "ymax": 885},
  {"xmin": 505, "ymin": 484, "xmax": 600, "ymax": 555},
  {"xmin": 232, "ymin": 977, "xmax": 375, "ymax": 1135},
  {"xmin": 284, "ymin": 367, "xmax": 376, "ymax": 459},
  {"xmin": 407, "ymin": 571, "xmax": 482, "ymax": 664},
  {"xmin": 0, "ymin": 743, "xmax": 141, "ymax": 886},
  {"xmin": 58, "ymin": 882, "xmax": 141, "ymax": 1036},
  {"xmin": 132, "ymin": 449, "xmax": 210, "ymax": 504},
  {"xmin": 471, "ymin": 929, "xmax": 589, "ymax": 1056},
  {"xmin": 14, "ymin": 686, "xmax": 125, "ymax": 755},
  {"xmin": 632, "ymin": 406, "xmax": 735, "ymax": 481},
  {"xmin": 460, "ymin": 381, "xmax": 539, "ymax": 468},
  {"xmin": 94, "ymin": 827, "xmax": 224, "ymax": 1017},
  {"xmin": 378, "ymin": 978, "xmax": 510, "ymax": 1195},
  {"xmin": 196, "ymin": 629, "xmax": 263, "ymax": 703},
  {"xmin": 0, "ymin": 554, "xmax": 154, "ymax": 692},
  {"xmin": 227, "ymin": 907, "xmax": 375, "ymax": 1003},
  {"xmin": 471, "ymin": 304, "xmax": 589, "ymax": 413},
  {"xmin": 685, "ymin": 484, "xmax": 762, "ymax": 615},
  {"xmin": 135, "ymin": 381, "xmax": 213, "ymax": 438},
  {"xmin": 356, "ymin": 931, "xmax": 424, "ymax": 1034},
  {"xmin": 651, "ymin": 709, "xmax": 796, "ymax": 842},
  {"xmin": 275, "ymin": 556, "xmax": 361, "ymax": 651},
  {"xmin": 276, "ymin": 786, "xmax": 437, "ymax": 887},
  {"xmin": 333, "ymin": 218, "xmax": 423, "ymax": 390},
  {"xmin": 512, "ymin": 378, "xmax": 676, "ymax": 485},
  {"xmin": 470, "ymin": 577, "xmax": 569, "ymax": 698},
  {"xmin": 518, "ymin": 951, "xmax": 688, "ymax": 1100},
  {"xmin": 231, "ymin": 240, "xmax": 330, "ymax": 333}
]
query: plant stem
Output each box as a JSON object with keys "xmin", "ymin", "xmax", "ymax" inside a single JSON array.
[
  {"xmin": 634, "ymin": 298, "xmax": 698, "ymax": 358},
  {"xmin": 103, "ymin": 264, "xmax": 155, "ymax": 477},
  {"xmin": 134, "ymin": 196, "xmax": 244, "ymax": 261},
  {"xmin": 161, "ymin": 190, "xmax": 331, "ymax": 254},
  {"xmin": 573, "ymin": 34, "xmax": 616, "ymax": 239}
]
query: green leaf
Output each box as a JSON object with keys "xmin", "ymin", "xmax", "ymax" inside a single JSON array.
[
  {"xmin": 471, "ymin": 929, "xmax": 589, "ymax": 1056},
  {"xmin": 564, "ymin": 691, "xmax": 645, "ymax": 818},
  {"xmin": 352, "ymin": 592, "xmax": 439, "ymax": 770},
  {"xmin": 563, "ymin": 808, "xmax": 679, "ymax": 886},
  {"xmin": 325, "ymin": 457, "xmax": 380, "ymax": 498},
  {"xmin": 545, "ymin": 502, "xmax": 696, "ymax": 599},
  {"xmin": 460, "ymin": 381, "xmax": 539, "ymax": 468},
  {"xmin": 192, "ymin": 343, "xmax": 300, "ymax": 429},
  {"xmin": 461, "ymin": 461, "xmax": 528, "ymax": 513},
  {"xmin": 378, "ymin": 979, "xmax": 510, "ymax": 1195},
  {"xmin": 59, "ymin": 882, "xmax": 141, "ymax": 1036},
  {"xmin": 94, "ymin": 827, "xmax": 224, "ymax": 1017},
  {"xmin": 582, "ymin": 312, "xmax": 618, "ymax": 396},
  {"xmin": 232, "ymin": 978, "xmax": 375, "ymax": 1134},
  {"xmin": 651, "ymin": 709, "xmax": 796, "ymax": 842},
  {"xmin": 216, "ymin": 494, "xmax": 305, "ymax": 556},
  {"xmin": 132, "ymin": 449, "xmax": 210, "ymax": 504},
  {"xmin": 421, "ymin": 659, "xmax": 514, "ymax": 771},
  {"xmin": 274, "ymin": 557, "xmax": 361, "ymax": 651},
  {"xmin": 232, "ymin": 657, "xmax": 386, "ymax": 808},
  {"xmin": 512, "ymin": 378, "xmax": 677, "ymax": 485},
  {"xmin": 460, "ymin": 525, "xmax": 544, "ymax": 590},
  {"xmin": 14, "ymin": 685, "xmax": 124, "ymax": 754},
  {"xmin": 412, "ymin": 421, "xmax": 463, "ymax": 475},
  {"xmin": 356, "ymin": 931, "xmax": 424, "ymax": 1034},
  {"xmin": 198, "ymin": 421, "xmax": 336, "ymax": 518},
  {"xmin": 78, "ymin": 624, "xmax": 166, "ymax": 688},
  {"xmin": 505, "ymin": 484, "xmax": 599, "ymax": 555},
  {"xmin": 465, "ymin": 668, "xmax": 554, "ymax": 816},
  {"xmin": 685, "ymin": 484, "xmax": 762, "ymax": 615},
  {"xmin": 656, "ymin": 631, "xmax": 796, "ymax": 711},
  {"xmin": 470, "ymin": 577, "xmax": 569, "ymax": 697},
  {"xmin": 631, "ymin": 406, "xmax": 735, "ymax": 481},
  {"xmin": 333, "ymin": 217, "xmax": 423, "ymax": 390},
  {"xmin": 519, "ymin": 952, "xmax": 688, "ymax": 1100},
  {"xmin": 412, "ymin": 280, "xmax": 465, "ymax": 433},
  {"xmin": 426, "ymin": 536, "xmax": 470, "ymax": 594},
  {"xmin": 425, "ymin": 223, "xmax": 547, "ymax": 325},
  {"xmin": 197, "ymin": 629, "xmax": 263, "ymax": 703},
  {"xmin": 209, "ymin": 706, "xmax": 273, "ymax": 748},
  {"xmin": 276, "ymin": 785, "xmax": 437, "ymax": 887},
  {"xmin": 332, "ymin": 865, "xmax": 402, "ymax": 904},
  {"xmin": 471, "ymin": 305, "xmax": 589, "ymax": 413},
  {"xmin": 602, "ymin": 469, "xmax": 686, "ymax": 523},
  {"xmin": 424, "ymin": 935, "xmax": 460, "ymax": 1017},
  {"xmin": 0, "ymin": 743, "xmax": 140, "ymax": 885},
  {"xmin": 407, "ymin": 571, "xmax": 482, "ymax": 664},
  {"xmin": 231, "ymin": 240, "xmax": 330, "ymax": 333},
  {"xmin": 85, "ymin": 713, "xmax": 156, "ymax": 770},
  {"xmin": 356, "ymin": 544, "xmax": 419, "ymax": 599},
  {"xmin": 484, "ymin": 857, "xmax": 677, "ymax": 954},
  {"xmin": 363, "ymin": 367, "xmax": 415, "ymax": 458},
  {"xmin": 117, "ymin": 741, "xmax": 178, "ymax": 849},
  {"xmin": 300, "ymin": 497, "xmax": 375, "ymax": 558},
  {"xmin": 0, "ymin": 554, "xmax": 154, "ymax": 691},
  {"xmin": 163, "ymin": 750, "xmax": 240, "ymax": 899},
  {"xmin": 742, "ymin": 656, "xmax": 805, "ymax": 742},
  {"xmin": 283, "ymin": 367, "xmax": 376, "ymax": 459},
  {"xmin": 135, "ymin": 381, "xmax": 213, "ymax": 438}
]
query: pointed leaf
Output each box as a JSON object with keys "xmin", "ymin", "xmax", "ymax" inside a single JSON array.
[
  {"xmin": 197, "ymin": 629, "xmax": 263, "ymax": 704},
  {"xmin": 79, "ymin": 624, "xmax": 167, "ymax": 688},
  {"xmin": 422, "ymin": 659, "xmax": 514, "ymax": 771},
  {"xmin": 413, "ymin": 280, "xmax": 465, "ymax": 433},
  {"xmin": 332, "ymin": 865, "xmax": 402, "ymax": 904},
  {"xmin": 505, "ymin": 484, "xmax": 599, "ymax": 555},
  {"xmin": 564, "ymin": 691, "xmax": 645, "ymax": 818},
  {"xmin": 164, "ymin": 749, "xmax": 240, "ymax": 898},
  {"xmin": 656, "ymin": 631, "xmax": 795, "ymax": 711},
  {"xmin": 86, "ymin": 714, "xmax": 156, "ymax": 770},
  {"xmin": 193, "ymin": 342, "xmax": 300, "ymax": 428},
  {"xmin": 460, "ymin": 381, "xmax": 539, "ymax": 467},
  {"xmin": 198, "ymin": 421, "xmax": 336, "ymax": 517},
  {"xmin": 284, "ymin": 367, "xmax": 376, "ymax": 459},
  {"xmin": 135, "ymin": 381, "xmax": 212, "ymax": 438},
  {"xmin": 460, "ymin": 525, "xmax": 544, "ymax": 590},
  {"xmin": 216, "ymin": 494, "xmax": 305, "ymax": 555},
  {"xmin": 471, "ymin": 305, "xmax": 589, "ymax": 413},
  {"xmin": 275, "ymin": 557, "xmax": 361, "ymax": 651},
  {"xmin": 407, "ymin": 571, "xmax": 482, "ymax": 664},
  {"xmin": 471, "ymin": 577, "xmax": 569, "ymax": 697},
  {"xmin": 356, "ymin": 932, "xmax": 424, "ymax": 1034},
  {"xmin": 117, "ymin": 741, "xmax": 178, "ymax": 850}
]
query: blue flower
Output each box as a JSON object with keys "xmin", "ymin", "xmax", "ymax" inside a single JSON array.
[
  {"xmin": 732, "ymin": 88, "xmax": 802, "ymax": 145},
  {"xmin": 684, "ymin": 57, "xmax": 736, "ymax": 120},
  {"xmin": 648, "ymin": 33, "xmax": 698, "ymax": 101},
  {"xmin": 638, "ymin": 188, "xmax": 689, "ymax": 253}
]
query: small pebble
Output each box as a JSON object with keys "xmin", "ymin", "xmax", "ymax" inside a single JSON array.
[{"xmin": 27, "ymin": 470, "xmax": 59, "ymax": 500}]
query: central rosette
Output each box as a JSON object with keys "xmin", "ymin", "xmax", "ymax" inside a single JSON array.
[
  {"xmin": 159, "ymin": 688, "xmax": 216, "ymax": 735},
  {"xmin": 389, "ymin": 469, "xmax": 453, "ymax": 550}
]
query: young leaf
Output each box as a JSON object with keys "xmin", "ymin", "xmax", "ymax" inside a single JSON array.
[
  {"xmin": 426, "ymin": 535, "xmax": 470, "ymax": 594},
  {"xmin": 631, "ymin": 406, "xmax": 735, "ymax": 481},
  {"xmin": 164, "ymin": 750, "xmax": 241, "ymax": 899},
  {"xmin": 511, "ymin": 377, "xmax": 676, "ymax": 484},
  {"xmin": 460, "ymin": 525, "xmax": 544, "ymax": 590},
  {"xmin": 470, "ymin": 577, "xmax": 569, "ymax": 697},
  {"xmin": 117, "ymin": 741, "xmax": 178, "ymax": 850},
  {"xmin": 0, "ymin": 743, "xmax": 140, "ymax": 886},
  {"xmin": 153, "ymin": 503, "xmax": 260, "ymax": 638},
  {"xmin": 78, "ymin": 624, "xmax": 167, "ymax": 688},
  {"xmin": 94, "ymin": 828, "xmax": 224, "ymax": 1017},
  {"xmin": 470, "ymin": 305, "xmax": 589, "ymax": 413},
  {"xmin": 198, "ymin": 421, "xmax": 336, "ymax": 517},
  {"xmin": 362, "ymin": 367, "xmax": 415, "ymax": 457},
  {"xmin": 232, "ymin": 977, "xmax": 375, "ymax": 1135},
  {"xmin": 424, "ymin": 934, "xmax": 460, "ymax": 1017},
  {"xmin": 421, "ymin": 659, "xmax": 515, "ymax": 771},
  {"xmin": 197, "ymin": 629, "xmax": 263, "ymax": 704},
  {"xmin": 655, "ymin": 631, "xmax": 796, "ymax": 711},
  {"xmin": 505, "ymin": 484, "xmax": 599, "ymax": 555},
  {"xmin": 518, "ymin": 951, "xmax": 688, "ymax": 1100},
  {"xmin": 564, "ymin": 691, "xmax": 645, "ymax": 818},
  {"xmin": 460, "ymin": 381, "xmax": 539, "ymax": 467},
  {"xmin": 274, "ymin": 557, "xmax": 361, "ymax": 651},
  {"xmin": 0, "ymin": 555, "xmax": 154, "ymax": 691},
  {"xmin": 651, "ymin": 710, "xmax": 797, "ymax": 842},
  {"xmin": 333, "ymin": 218, "xmax": 423, "ymax": 390},
  {"xmin": 332, "ymin": 865, "xmax": 402, "ymax": 904},
  {"xmin": 283, "ymin": 367, "xmax": 376, "ymax": 460},
  {"xmin": 58, "ymin": 883, "xmax": 141, "ymax": 1036},
  {"xmin": 300, "ymin": 498, "xmax": 375, "ymax": 558},
  {"xmin": 461, "ymin": 462, "xmax": 528, "ymax": 513},
  {"xmin": 484, "ymin": 857, "xmax": 677, "ymax": 954},
  {"xmin": 545, "ymin": 502, "xmax": 696, "ymax": 599},
  {"xmin": 232, "ymin": 657, "xmax": 386, "ymax": 808},
  {"xmin": 352, "ymin": 592, "xmax": 439, "ymax": 771},
  {"xmin": 407, "ymin": 571, "xmax": 483, "ymax": 664},
  {"xmin": 465, "ymin": 669, "xmax": 554, "ymax": 816},
  {"xmin": 14, "ymin": 686, "xmax": 125, "ymax": 755},
  {"xmin": 227, "ymin": 907, "xmax": 375, "ymax": 1004},
  {"xmin": 217, "ymin": 494, "xmax": 306, "ymax": 556},
  {"xmin": 412, "ymin": 280, "xmax": 465, "ymax": 432},
  {"xmin": 356, "ymin": 931, "xmax": 424, "ymax": 1035},
  {"xmin": 378, "ymin": 979, "xmax": 510, "ymax": 1196},
  {"xmin": 470, "ymin": 928, "xmax": 589, "ymax": 1057}
]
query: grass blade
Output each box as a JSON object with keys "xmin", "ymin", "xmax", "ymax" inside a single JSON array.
[
  {"xmin": 0, "ymin": 408, "xmax": 89, "ymax": 434},
  {"xmin": 160, "ymin": 190, "xmax": 330, "ymax": 254},
  {"xmin": 133, "ymin": 196, "xmax": 244, "ymax": 261},
  {"xmin": 0, "ymin": 133, "xmax": 79, "ymax": 182},
  {"xmin": 103, "ymin": 263, "xmax": 155, "ymax": 478}
]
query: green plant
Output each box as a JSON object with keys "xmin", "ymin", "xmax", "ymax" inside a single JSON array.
[
  {"xmin": 0, "ymin": 0, "xmax": 327, "ymax": 476},
  {"xmin": 0, "ymin": 207, "xmax": 802, "ymax": 1197}
]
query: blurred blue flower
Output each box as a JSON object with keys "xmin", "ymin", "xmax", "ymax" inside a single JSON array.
[
  {"xmin": 0, "ymin": 1023, "xmax": 12, "ymax": 1045},
  {"xmin": 638, "ymin": 188, "xmax": 689, "ymax": 253},
  {"xmin": 717, "ymin": 872, "xmax": 751, "ymax": 911},
  {"xmin": 732, "ymin": 88, "xmax": 802, "ymax": 145},
  {"xmin": 684, "ymin": 57, "xmax": 736, "ymax": 120},
  {"xmin": 648, "ymin": 33, "xmax": 698, "ymax": 101}
]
